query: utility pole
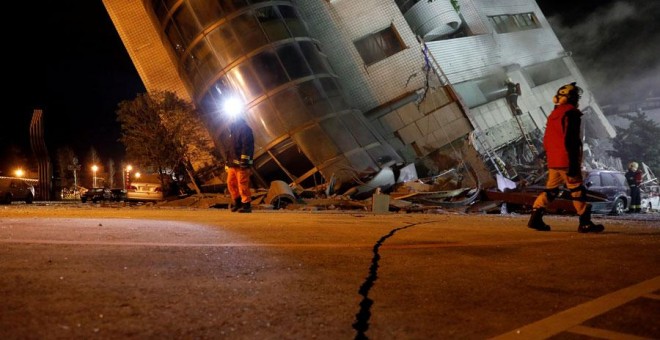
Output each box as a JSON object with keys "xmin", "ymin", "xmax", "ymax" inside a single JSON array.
[{"xmin": 68, "ymin": 157, "xmax": 81, "ymax": 192}]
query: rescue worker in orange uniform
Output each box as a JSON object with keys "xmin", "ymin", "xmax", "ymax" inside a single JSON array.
[
  {"xmin": 226, "ymin": 116, "xmax": 254, "ymax": 213},
  {"xmin": 527, "ymin": 82, "xmax": 604, "ymax": 233}
]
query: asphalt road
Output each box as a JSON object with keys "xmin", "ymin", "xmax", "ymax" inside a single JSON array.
[{"xmin": 1, "ymin": 204, "xmax": 659, "ymax": 339}]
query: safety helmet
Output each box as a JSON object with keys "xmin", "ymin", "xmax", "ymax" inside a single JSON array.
[
  {"xmin": 552, "ymin": 82, "xmax": 582, "ymax": 105},
  {"xmin": 629, "ymin": 162, "xmax": 638, "ymax": 170}
]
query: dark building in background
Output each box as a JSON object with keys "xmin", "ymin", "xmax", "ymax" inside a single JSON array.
[{"xmin": 29, "ymin": 109, "xmax": 52, "ymax": 200}]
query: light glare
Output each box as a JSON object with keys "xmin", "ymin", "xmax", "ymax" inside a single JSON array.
[{"xmin": 223, "ymin": 97, "xmax": 244, "ymax": 118}]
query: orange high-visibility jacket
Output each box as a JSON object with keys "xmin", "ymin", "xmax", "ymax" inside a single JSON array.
[{"xmin": 543, "ymin": 103, "xmax": 583, "ymax": 173}]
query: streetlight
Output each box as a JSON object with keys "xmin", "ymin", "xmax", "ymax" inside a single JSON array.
[
  {"xmin": 92, "ymin": 165, "xmax": 98, "ymax": 188},
  {"xmin": 124, "ymin": 165, "xmax": 132, "ymax": 189},
  {"xmin": 14, "ymin": 169, "xmax": 24, "ymax": 177},
  {"xmin": 135, "ymin": 172, "xmax": 141, "ymax": 180}
]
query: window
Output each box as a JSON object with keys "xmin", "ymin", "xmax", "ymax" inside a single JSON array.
[
  {"xmin": 524, "ymin": 58, "xmax": 571, "ymax": 87},
  {"xmin": 395, "ymin": 0, "xmax": 422, "ymax": 13},
  {"xmin": 452, "ymin": 74, "xmax": 507, "ymax": 108},
  {"xmin": 278, "ymin": 5, "xmax": 308, "ymax": 37},
  {"xmin": 207, "ymin": 22, "xmax": 243, "ymax": 66},
  {"xmin": 271, "ymin": 86, "xmax": 311, "ymax": 131},
  {"xmin": 276, "ymin": 43, "xmax": 312, "ymax": 80},
  {"xmin": 189, "ymin": 40, "xmax": 220, "ymax": 88},
  {"xmin": 586, "ymin": 174, "xmax": 601, "ymax": 187},
  {"xmin": 251, "ymin": 48, "xmax": 289, "ymax": 90},
  {"xmin": 299, "ymin": 41, "xmax": 329, "ymax": 75},
  {"xmin": 232, "ymin": 11, "xmax": 268, "ymax": 53},
  {"xmin": 601, "ymin": 173, "xmax": 618, "ymax": 187},
  {"xmin": 488, "ymin": 12, "xmax": 540, "ymax": 34},
  {"xmin": 188, "ymin": 0, "xmax": 224, "ymax": 28},
  {"xmin": 354, "ymin": 25, "xmax": 406, "ymax": 66},
  {"xmin": 173, "ymin": 5, "xmax": 202, "ymax": 45},
  {"xmin": 613, "ymin": 173, "xmax": 627, "ymax": 187},
  {"xmin": 256, "ymin": 6, "xmax": 289, "ymax": 42}
]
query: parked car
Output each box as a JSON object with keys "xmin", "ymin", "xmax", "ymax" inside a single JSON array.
[
  {"xmin": 111, "ymin": 188, "xmax": 127, "ymax": 202},
  {"xmin": 583, "ymin": 169, "xmax": 630, "ymax": 215},
  {"xmin": 0, "ymin": 178, "xmax": 35, "ymax": 204},
  {"xmin": 485, "ymin": 169, "xmax": 632, "ymax": 216},
  {"xmin": 81, "ymin": 187, "xmax": 113, "ymax": 203},
  {"xmin": 126, "ymin": 182, "xmax": 163, "ymax": 202},
  {"xmin": 641, "ymin": 185, "xmax": 660, "ymax": 213}
]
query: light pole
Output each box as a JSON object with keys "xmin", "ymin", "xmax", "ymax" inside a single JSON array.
[
  {"xmin": 124, "ymin": 165, "xmax": 132, "ymax": 189},
  {"xmin": 92, "ymin": 165, "xmax": 98, "ymax": 188}
]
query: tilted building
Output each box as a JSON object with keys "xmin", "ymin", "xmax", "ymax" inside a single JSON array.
[{"xmin": 103, "ymin": 0, "xmax": 615, "ymax": 192}]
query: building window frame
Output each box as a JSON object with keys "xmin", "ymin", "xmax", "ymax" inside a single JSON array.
[
  {"xmin": 353, "ymin": 24, "xmax": 406, "ymax": 66},
  {"xmin": 488, "ymin": 12, "xmax": 541, "ymax": 34}
]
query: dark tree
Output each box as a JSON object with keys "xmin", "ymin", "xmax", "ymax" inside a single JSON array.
[
  {"xmin": 610, "ymin": 111, "xmax": 660, "ymax": 175},
  {"xmin": 116, "ymin": 91, "xmax": 216, "ymax": 194},
  {"xmin": 55, "ymin": 146, "xmax": 77, "ymax": 189}
]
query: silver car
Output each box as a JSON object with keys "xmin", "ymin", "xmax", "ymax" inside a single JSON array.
[
  {"xmin": 584, "ymin": 170, "xmax": 631, "ymax": 215},
  {"xmin": 0, "ymin": 178, "xmax": 35, "ymax": 204},
  {"xmin": 126, "ymin": 182, "xmax": 164, "ymax": 202}
]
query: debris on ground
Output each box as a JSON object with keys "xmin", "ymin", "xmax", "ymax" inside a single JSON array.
[{"xmin": 158, "ymin": 160, "xmax": 659, "ymax": 216}]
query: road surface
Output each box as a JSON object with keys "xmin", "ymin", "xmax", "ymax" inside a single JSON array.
[{"xmin": 1, "ymin": 204, "xmax": 659, "ymax": 339}]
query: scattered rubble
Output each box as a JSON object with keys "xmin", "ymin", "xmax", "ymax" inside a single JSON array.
[{"xmin": 159, "ymin": 161, "xmax": 659, "ymax": 216}]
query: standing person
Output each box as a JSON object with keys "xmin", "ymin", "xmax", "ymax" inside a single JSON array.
[
  {"xmin": 225, "ymin": 116, "xmax": 254, "ymax": 213},
  {"xmin": 527, "ymin": 82, "xmax": 604, "ymax": 233},
  {"xmin": 625, "ymin": 161, "xmax": 643, "ymax": 213}
]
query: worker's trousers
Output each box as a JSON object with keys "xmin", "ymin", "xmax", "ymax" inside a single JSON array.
[
  {"xmin": 533, "ymin": 168, "xmax": 587, "ymax": 215},
  {"xmin": 226, "ymin": 167, "xmax": 252, "ymax": 203}
]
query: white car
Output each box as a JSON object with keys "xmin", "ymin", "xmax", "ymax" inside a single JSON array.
[
  {"xmin": 126, "ymin": 182, "xmax": 164, "ymax": 202},
  {"xmin": 641, "ymin": 185, "xmax": 660, "ymax": 213}
]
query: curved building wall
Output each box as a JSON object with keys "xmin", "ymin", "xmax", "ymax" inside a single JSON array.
[
  {"xmin": 396, "ymin": 0, "xmax": 462, "ymax": 40},
  {"xmin": 149, "ymin": 0, "xmax": 401, "ymax": 187}
]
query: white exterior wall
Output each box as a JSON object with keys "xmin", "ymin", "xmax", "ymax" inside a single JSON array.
[
  {"xmin": 426, "ymin": 29, "xmax": 564, "ymax": 84},
  {"xmin": 296, "ymin": 0, "xmax": 427, "ymax": 113},
  {"xmin": 423, "ymin": 0, "xmax": 615, "ymax": 151}
]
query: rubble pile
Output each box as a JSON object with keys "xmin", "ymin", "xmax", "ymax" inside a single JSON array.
[{"xmin": 160, "ymin": 161, "xmax": 659, "ymax": 215}]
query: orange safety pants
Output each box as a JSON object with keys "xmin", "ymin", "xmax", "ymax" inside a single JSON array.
[
  {"xmin": 226, "ymin": 167, "xmax": 252, "ymax": 203},
  {"xmin": 532, "ymin": 168, "xmax": 587, "ymax": 215}
]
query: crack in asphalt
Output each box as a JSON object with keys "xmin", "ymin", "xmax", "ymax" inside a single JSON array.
[{"xmin": 352, "ymin": 222, "xmax": 420, "ymax": 340}]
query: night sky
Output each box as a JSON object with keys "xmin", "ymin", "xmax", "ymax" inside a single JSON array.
[
  {"xmin": 1, "ymin": 1, "xmax": 658, "ymax": 176},
  {"xmin": 2, "ymin": 2, "xmax": 144, "ymax": 175}
]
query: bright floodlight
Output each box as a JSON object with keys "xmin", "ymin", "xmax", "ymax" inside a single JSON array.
[
  {"xmin": 223, "ymin": 96, "xmax": 244, "ymax": 118},
  {"xmin": 14, "ymin": 169, "xmax": 24, "ymax": 177}
]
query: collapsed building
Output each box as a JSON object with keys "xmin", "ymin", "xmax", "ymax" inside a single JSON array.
[{"xmin": 103, "ymin": 0, "xmax": 616, "ymax": 199}]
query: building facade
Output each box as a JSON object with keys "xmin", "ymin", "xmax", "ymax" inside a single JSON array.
[{"xmin": 103, "ymin": 0, "xmax": 615, "ymax": 191}]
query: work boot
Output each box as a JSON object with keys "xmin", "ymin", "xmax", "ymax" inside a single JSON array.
[
  {"xmin": 230, "ymin": 197, "xmax": 242, "ymax": 212},
  {"xmin": 577, "ymin": 205, "xmax": 604, "ymax": 233},
  {"xmin": 527, "ymin": 208, "xmax": 551, "ymax": 231},
  {"xmin": 238, "ymin": 202, "xmax": 252, "ymax": 213}
]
